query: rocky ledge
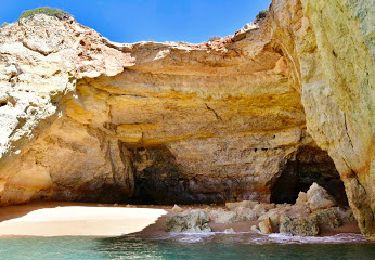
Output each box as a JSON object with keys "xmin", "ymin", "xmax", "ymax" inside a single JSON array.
[
  {"xmin": 166, "ymin": 183, "xmax": 355, "ymax": 236},
  {"xmin": 0, "ymin": 0, "xmax": 374, "ymax": 240}
]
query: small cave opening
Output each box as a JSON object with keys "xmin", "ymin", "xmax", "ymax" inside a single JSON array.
[{"xmin": 270, "ymin": 145, "xmax": 349, "ymax": 206}]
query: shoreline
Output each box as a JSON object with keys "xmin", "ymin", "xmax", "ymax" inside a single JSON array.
[{"xmin": 0, "ymin": 202, "xmax": 362, "ymax": 238}]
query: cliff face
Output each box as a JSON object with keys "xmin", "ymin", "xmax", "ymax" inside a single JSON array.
[
  {"xmin": 271, "ymin": 0, "xmax": 375, "ymax": 239},
  {"xmin": 302, "ymin": 0, "xmax": 375, "ymax": 239},
  {"xmin": 0, "ymin": 10, "xmax": 309, "ymax": 204},
  {"xmin": 0, "ymin": 0, "xmax": 374, "ymax": 238}
]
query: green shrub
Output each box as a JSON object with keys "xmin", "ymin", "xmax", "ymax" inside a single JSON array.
[
  {"xmin": 256, "ymin": 10, "xmax": 269, "ymax": 22},
  {"xmin": 18, "ymin": 7, "xmax": 71, "ymax": 21},
  {"xmin": 0, "ymin": 22, "xmax": 9, "ymax": 27}
]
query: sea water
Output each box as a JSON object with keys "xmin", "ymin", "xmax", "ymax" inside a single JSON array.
[{"xmin": 0, "ymin": 233, "xmax": 375, "ymax": 259}]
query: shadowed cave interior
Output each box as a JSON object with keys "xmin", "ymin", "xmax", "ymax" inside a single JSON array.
[
  {"xmin": 119, "ymin": 144, "xmax": 349, "ymax": 206},
  {"xmin": 270, "ymin": 145, "xmax": 348, "ymax": 206},
  {"xmin": 128, "ymin": 145, "xmax": 227, "ymax": 205},
  {"xmin": 40, "ymin": 141, "xmax": 348, "ymax": 206}
]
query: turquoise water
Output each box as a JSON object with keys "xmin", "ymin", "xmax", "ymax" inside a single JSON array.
[{"xmin": 0, "ymin": 234, "xmax": 375, "ymax": 259}]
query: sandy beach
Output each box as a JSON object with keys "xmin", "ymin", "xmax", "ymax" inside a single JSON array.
[
  {"xmin": 0, "ymin": 203, "xmax": 167, "ymax": 237},
  {"xmin": 0, "ymin": 202, "xmax": 361, "ymax": 237}
]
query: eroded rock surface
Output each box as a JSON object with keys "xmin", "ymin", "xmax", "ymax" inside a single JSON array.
[
  {"xmin": 0, "ymin": 11, "xmax": 307, "ymax": 205},
  {"xmin": 0, "ymin": 0, "xmax": 374, "ymax": 239},
  {"xmin": 168, "ymin": 184, "xmax": 355, "ymax": 236},
  {"xmin": 271, "ymin": 0, "xmax": 375, "ymax": 239},
  {"xmin": 166, "ymin": 209, "xmax": 211, "ymax": 233},
  {"xmin": 306, "ymin": 183, "xmax": 336, "ymax": 211}
]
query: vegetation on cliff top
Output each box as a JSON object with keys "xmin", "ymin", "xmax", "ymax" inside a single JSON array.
[
  {"xmin": 256, "ymin": 10, "xmax": 269, "ymax": 22},
  {"xmin": 18, "ymin": 7, "xmax": 71, "ymax": 21}
]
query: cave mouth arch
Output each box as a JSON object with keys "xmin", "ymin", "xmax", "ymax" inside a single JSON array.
[{"xmin": 270, "ymin": 145, "xmax": 349, "ymax": 206}]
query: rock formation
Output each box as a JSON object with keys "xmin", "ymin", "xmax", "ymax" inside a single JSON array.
[
  {"xmin": 166, "ymin": 183, "xmax": 354, "ymax": 236},
  {"xmin": 0, "ymin": 0, "xmax": 374, "ymax": 239},
  {"xmin": 271, "ymin": 0, "xmax": 375, "ymax": 239},
  {"xmin": 0, "ymin": 9, "xmax": 308, "ymax": 205}
]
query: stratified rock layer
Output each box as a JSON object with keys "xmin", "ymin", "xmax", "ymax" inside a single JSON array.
[
  {"xmin": 0, "ymin": 11, "xmax": 308, "ymax": 205},
  {"xmin": 271, "ymin": 0, "xmax": 375, "ymax": 239},
  {"xmin": 0, "ymin": 0, "xmax": 374, "ymax": 239}
]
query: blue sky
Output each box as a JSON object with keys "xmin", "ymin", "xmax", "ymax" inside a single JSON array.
[{"xmin": 0, "ymin": 0, "xmax": 270, "ymax": 43}]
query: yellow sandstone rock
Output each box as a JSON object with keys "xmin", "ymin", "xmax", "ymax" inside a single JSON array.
[{"xmin": 0, "ymin": 0, "xmax": 374, "ymax": 239}]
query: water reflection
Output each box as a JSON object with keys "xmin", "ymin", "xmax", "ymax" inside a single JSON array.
[
  {"xmin": 0, "ymin": 234, "xmax": 374, "ymax": 259},
  {"xmin": 93, "ymin": 233, "xmax": 375, "ymax": 260}
]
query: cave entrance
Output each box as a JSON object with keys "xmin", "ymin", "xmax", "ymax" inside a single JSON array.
[
  {"xmin": 270, "ymin": 145, "xmax": 348, "ymax": 206},
  {"xmin": 126, "ymin": 145, "xmax": 226, "ymax": 205}
]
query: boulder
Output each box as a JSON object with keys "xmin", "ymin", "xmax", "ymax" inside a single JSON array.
[
  {"xmin": 312, "ymin": 206, "xmax": 354, "ymax": 230},
  {"xmin": 254, "ymin": 203, "xmax": 275, "ymax": 218},
  {"xmin": 284, "ymin": 205, "xmax": 311, "ymax": 219},
  {"xmin": 166, "ymin": 209, "xmax": 211, "ymax": 233},
  {"xmin": 307, "ymin": 183, "xmax": 336, "ymax": 211},
  {"xmin": 171, "ymin": 204, "xmax": 183, "ymax": 213},
  {"xmin": 208, "ymin": 208, "xmax": 236, "ymax": 224},
  {"xmin": 234, "ymin": 206, "xmax": 257, "ymax": 221},
  {"xmin": 258, "ymin": 206, "xmax": 290, "ymax": 231},
  {"xmin": 296, "ymin": 192, "xmax": 307, "ymax": 205},
  {"xmin": 280, "ymin": 215, "xmax": 319, "ymax": 236},
  {"xmin": 312, "ymin": 207, "xmax": 340, "ymax": 230},
  {"xmin": 258, "ymin": 205, "xmax": 309, "ymax": 232},
  {"xmin": 258, "ymin": 218, "xmax": 273, "ymax": 234},
  {"xmin": 250, "ymin": 224, "xmax": 259, "ymax": 232},
  {"xmin": 336, "ymin": 207, "xmax": 355, "ymax": 224}
]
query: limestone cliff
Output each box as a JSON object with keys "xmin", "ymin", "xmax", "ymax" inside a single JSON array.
[
  {"xmin": 271, "ymin": 0, "xmax": 375, "ymax": 239},
  {"xmin": 0, "ymin": 10, "xmax": 307, "ymax": 205},
  {"xmin": 0, "ymin": 0, "xmax": 374, "ymax": 239}
]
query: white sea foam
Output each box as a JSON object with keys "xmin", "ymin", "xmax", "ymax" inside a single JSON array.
[
  {"xmin": 177, "ymin": 236, "xmax": 205, "ymax": 243},
  {"xmin": 266, "ymin": 233, "xmax": 366, "ymax": 244},
  {"xmin": 168, "ymin": 232, "xmax": 367, "ymax": 244}
]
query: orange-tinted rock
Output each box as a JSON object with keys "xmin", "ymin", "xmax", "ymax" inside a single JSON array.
[{"xmin": 0, "ymin": 0, "xmax": 374, "ymax": 240}]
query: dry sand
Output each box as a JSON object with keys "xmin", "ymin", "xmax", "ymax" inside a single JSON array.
[{"xmin": 0, "ymin": 203, "xmax": 167, "ymax": 237}]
